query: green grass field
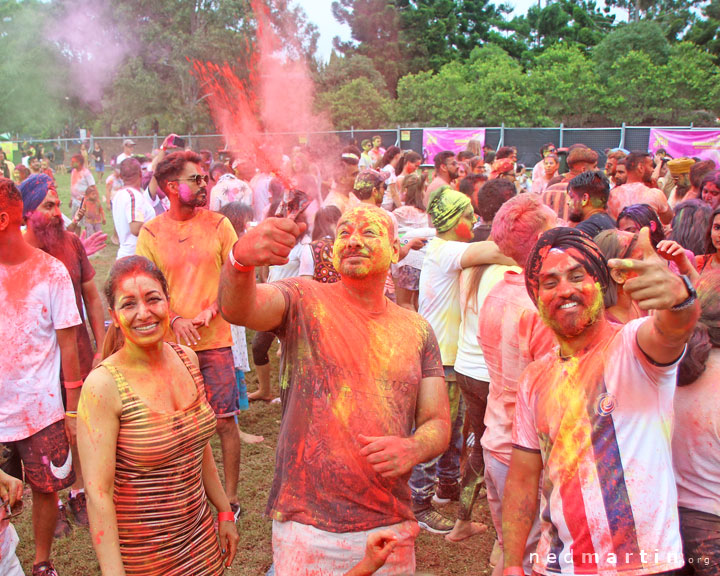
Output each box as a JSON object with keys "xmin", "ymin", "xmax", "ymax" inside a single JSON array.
[{"xmin": 13, "ymin": 171, "xmax": 495, "ymax": 575}]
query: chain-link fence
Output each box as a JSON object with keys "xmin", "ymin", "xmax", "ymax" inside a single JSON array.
[{"xmin": 2, "ymin": 124, "xmax": 706, "ymax": 170}]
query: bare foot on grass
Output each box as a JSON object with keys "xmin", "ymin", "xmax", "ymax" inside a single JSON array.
[
  {"xmin": 248, "ymin": 390, "xmax": 274, "ymax": 402},
  {"xmin": 445, "ymin": 520, "xmax": 488, "ymax": 543},
  {"xmin": 238, "ymin": 430, "xmax": 264, "ymax": 444}
]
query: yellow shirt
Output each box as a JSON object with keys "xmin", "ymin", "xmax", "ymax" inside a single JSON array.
[{"xmin": 136, "ymin": 210, "xmax": 238, "ymax": 351}]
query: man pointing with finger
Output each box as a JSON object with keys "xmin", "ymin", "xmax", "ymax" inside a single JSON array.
[
  {"xmin": 502, "ymin": 227, "xmax": 699, "ymax": 576},
  {"xmin": 219, "ymin": 204, "xmax": 451, "ymax": 575}
]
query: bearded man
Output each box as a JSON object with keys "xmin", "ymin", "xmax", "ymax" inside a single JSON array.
[
  {"xmin": 218, "ymin": 204, "xmax": 451, "ymax": 575},
  {"xmin": 502, "ymin": 227, "xmax": 699, "ymax": 576},
  {"xmin": 135, "ymin": 150, "xmax": 243, "ymax": 520},
  {"xmin": 19, "ymin": 174, "xmax": 106, "ymax": 534}
]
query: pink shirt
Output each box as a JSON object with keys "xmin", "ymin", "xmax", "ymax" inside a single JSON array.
[
  {"xmin": 673, "ymin": 349, "xmax": 720, "ymax": 516},
  {"xmin": 607, "ymin": 182, "xmax": 670, "ymax": 220},
  {"xmin": 478, "ymin": 271, "xmax": 554, "ymax": 464}
]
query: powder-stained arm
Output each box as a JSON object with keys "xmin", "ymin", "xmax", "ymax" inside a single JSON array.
[
  {"xmin": 609, "ymin": 227, "xmax": 699, "ymax": 364},
  {"xmin": 82, "ymin": 279, "xmax": 106, "ymax": 365},
  {"xmin": 502, "ymin": 447, "xmax": 543, "ymax": 571},
  {"xmin": 461, "ymin": 240, "xmax": 516, "ymax": 269},
  {"xmin": 358, "ymin": 375, "xmax": 450, "ymax": 477},
  {"xmin": 218, "ymin": 218, "xmax": 304, "ymax": 331},
  {"xmin": 77, "ymin": 367, "xmax": 125, "ymax": 576}
]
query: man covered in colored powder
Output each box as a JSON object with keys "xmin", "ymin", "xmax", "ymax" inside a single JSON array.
[
  {"xmin": 218, "ymin": 204, "xmax": 451, "ymax": 575},
  {"xmin": 19, "ymin": 174, "xmax": 107, "ymax": 534},
  {"xmin": 0, "ymin": 177, "xmax": 83, "ymax": 576},
  {"xmin": 502, "ymin": 226, "xmax": 699, "ymax": 576}
]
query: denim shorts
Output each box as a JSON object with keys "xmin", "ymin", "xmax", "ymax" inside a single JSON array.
[{"xmin": 196, "ymin": 347, "xmax": 239, "ymax": 418}]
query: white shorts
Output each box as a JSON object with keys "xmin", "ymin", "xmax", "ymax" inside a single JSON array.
[
  {"xmin": 0, "ymin": 523, "xmax": 24, "ymax": 576},
  {"xmin": 272, "ymin": 519, "xmax": 418, "ymax": 576}
]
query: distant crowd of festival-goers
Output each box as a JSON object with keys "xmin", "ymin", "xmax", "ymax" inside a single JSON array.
[{"xmin": 1, "ymin": 132, "xmax": 719, "ymax": 576}]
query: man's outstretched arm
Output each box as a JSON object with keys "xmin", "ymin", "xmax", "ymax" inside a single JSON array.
[{"xmin": 218, "ymin": 217, "xmax": 304, "ymax": 332}]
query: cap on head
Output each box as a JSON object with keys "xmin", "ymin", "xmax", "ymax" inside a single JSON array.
[
  {"xmin": 567, "ymin": 147, "xmax": 599, "ymax": 168},
  {"xmin": 123, "ymin": 139, "xmax": 136, "ymax": 147},
  {"xmin": 427, "ymin": 185, "xmax": 472, "ymax": 233},
  {"xmin": 353, "ymin": 169, "xmax": 387, "ymax": 197}
]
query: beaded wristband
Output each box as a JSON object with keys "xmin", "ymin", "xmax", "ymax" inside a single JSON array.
[
  {"xmin": 63, "ymin": 380, "xmax": 83, "ymax": 389},
  {"xmin": 65, "ymin": 412, "xmax": 78, "ymax": 419}
]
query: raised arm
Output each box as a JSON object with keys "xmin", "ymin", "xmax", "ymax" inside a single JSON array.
[
  {"xmin": 460, "ymin": 240, "xmax": 517, "ymax": 269},
  {"xmin": 608, "ymin": 227, "xmax": 699, "ymax": 365},
  {"xmin": 77, "ymin": 367, "xmax": 125, "ymax": 576},
  {"xmin": 218, "ymin": 217, "xmax": 304, "ymax": 332}
]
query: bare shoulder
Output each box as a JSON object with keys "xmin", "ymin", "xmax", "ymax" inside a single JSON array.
[
  {"xmin": 81, "ymin": 363, "xmax": 122, "ymax": 415},
  {"xmin": 177, "ymin": 344, "xmax": 199, "ymax": 367}
]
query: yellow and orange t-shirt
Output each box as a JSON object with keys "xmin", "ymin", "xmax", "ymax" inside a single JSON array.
[{"xmin": 136, "ymin": 210, "xmax": 237, "ymax": 351}]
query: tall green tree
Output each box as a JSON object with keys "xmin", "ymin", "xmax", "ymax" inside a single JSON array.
[
  {"xmin": 508, "ymin": 0, "xmax": 615, "ymax": 55},
  {"xmin": 686, "ymin": 0, "xmax": 720, "ymax": 62},
  {"xmin": 604, "ymin": 0, "xmax": 696, "ymax": 40},
  {"xmin": 0, "ymin": 1, "xmax": 72, "ymax": 136},
  {"xmin": 593, "ymin": 20, "xmax": 671, "ymax": 78}
]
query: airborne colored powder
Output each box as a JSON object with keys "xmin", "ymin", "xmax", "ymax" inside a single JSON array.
[{"xmin": 192, "ymin": 0, "xmax": 333, "ymax": 178}]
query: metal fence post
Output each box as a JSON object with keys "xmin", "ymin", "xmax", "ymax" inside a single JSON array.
[
  {"xmin": 559, "ymin": 123, "xmax": 564, "ymax": 148},
  {"xmin": 351, "ymin": 126, "xmax": 354, "ymax": 140},
  {"xmin": 396, "ymin": 125, "xmax": 401, "ymax": 147},
  {"xmin": 499, "ymin": 123, "xmax": 505, "ymax": 148},
  {"xmin": 619, "ymin": 122, "xmax": 626, "ymax": 150}
]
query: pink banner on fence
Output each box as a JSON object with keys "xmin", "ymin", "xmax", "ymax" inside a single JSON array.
[
  {"xmin": 649, "ymin": 129, "xmax": 720, "ymax": 164},
  {"xmin": 423, "ymin": 129, "xmax": 485, "ymax": 163}
]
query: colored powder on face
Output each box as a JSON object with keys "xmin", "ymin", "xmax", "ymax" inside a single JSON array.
[{"xmin": 331, "ymin": 206, "xmax": 395, "ymax": 278}]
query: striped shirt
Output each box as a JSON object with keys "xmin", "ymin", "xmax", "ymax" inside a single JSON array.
[{"xmin": 103, "ymin": 343, "xmax": 223, "ymax": 576}]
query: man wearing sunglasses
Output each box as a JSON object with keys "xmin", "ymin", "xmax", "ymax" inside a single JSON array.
[
  {"xmin": 136, "ymin": 150, "xmax": 244, "ymax": 521},
  {"xmin": 112, "ymin": 158, "xmax": 156, "ymax": 260}
]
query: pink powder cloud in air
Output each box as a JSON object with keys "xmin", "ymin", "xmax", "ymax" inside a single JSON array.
[
  {"xmin": 193, "ymin": 0, "xmax": 333, "ymax": 176},
  {"xmin": 46, "ymin": 0, "xmax": 135, "ymax": 104}
]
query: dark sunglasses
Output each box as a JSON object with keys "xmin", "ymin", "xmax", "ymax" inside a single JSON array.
[{"xmin": 173, "ymin": 174, "xmax": 209, "ymax": 186}]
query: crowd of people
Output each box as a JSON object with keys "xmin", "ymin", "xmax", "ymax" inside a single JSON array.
[{"xmin": 1, "ymin": 131, "xmax": 719, "ymax": 576}]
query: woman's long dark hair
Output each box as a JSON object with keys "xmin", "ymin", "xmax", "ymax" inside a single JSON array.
[
  {"xmin": 617, "ymin": 204, "xmax": 665, "ymax": 248},
  {"xmin": 705, "ymin": 207, "xmax": 720, "ymax": 255},
  {"xmin": 312, "ymin": 206, "xmax": 342, "ymax": 241}
]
